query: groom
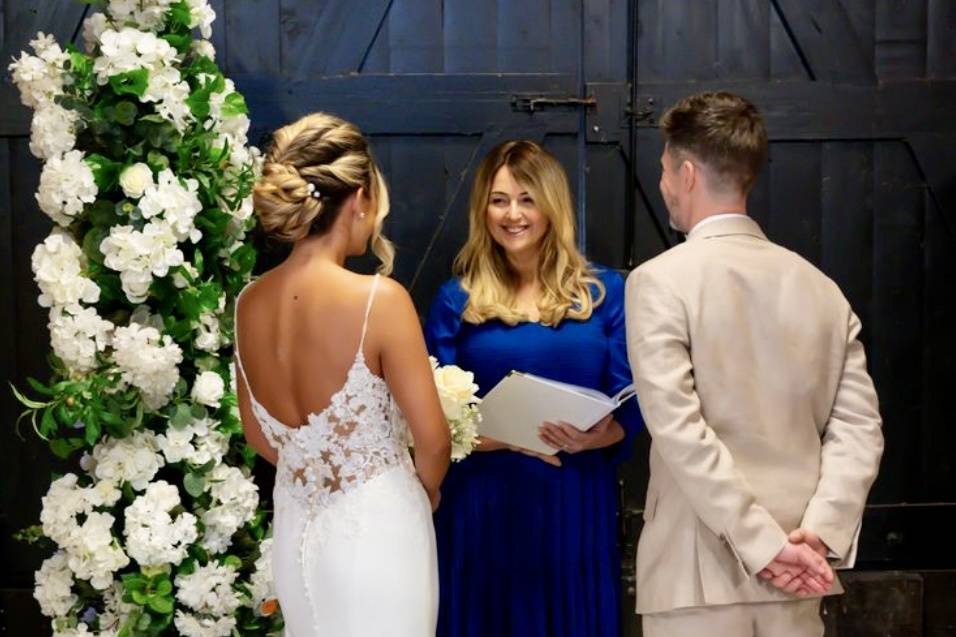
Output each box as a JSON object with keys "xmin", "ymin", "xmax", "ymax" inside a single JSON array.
[{"xmin": 624, "ymin": 91, "xmax": 884, "ymax": 636}]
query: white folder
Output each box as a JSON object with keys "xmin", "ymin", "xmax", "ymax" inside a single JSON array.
[{"xmin": 477, "ymin": 371, "xmax": 636, "ymax": 456}]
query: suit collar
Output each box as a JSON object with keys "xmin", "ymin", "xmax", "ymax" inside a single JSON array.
[{"xmin": 686, "ymin": 215, "xmax": 767, "ymax": 242}]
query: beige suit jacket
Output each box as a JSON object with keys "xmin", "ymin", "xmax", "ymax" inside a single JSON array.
[{"xmin": 625, "ymin": 215, "xmax": 884, "ymax": 614}]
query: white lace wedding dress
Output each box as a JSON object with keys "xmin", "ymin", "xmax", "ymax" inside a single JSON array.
[{"xmin": 234, "ymin": 274, "xmax": 438, "ymax": 636}]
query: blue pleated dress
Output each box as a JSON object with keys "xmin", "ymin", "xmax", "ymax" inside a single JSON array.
[{"xmin": 424, "ymin": 267, "xmax": 644, "ymax": 637}]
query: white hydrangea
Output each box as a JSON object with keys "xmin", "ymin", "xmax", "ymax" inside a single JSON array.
[
  {"xmin": 245, "ymin": 537, "xmax": 276, "ymax": 614},
  {"xmin": 191, "ymin": 40, "xmax": 216, "ymax": 61},
  {"xmin": 49, "ymin": 305, "xmax": 114, "ymax": 374},
  {"xmin": 139, "ymin": 168, "xmax": 203, "ymax": 243},
  {"xmin": 65, "ymin": 511, "xmax": 130, "ymax": 589},
  {"xmin": 101, "ymin": 221, "xmax": 185, "ymax": 303},
  {"xmin": 98, "ymin": 581, "xmax": 137, "ymax": 633},
  {"xmin": 175, "ymin": 561, "xmax": 241, "ymax": 615},
  {"xmin": 31, "ymin": 229, "xmax": 100, "ymax": 308},
  {"xmin": 40, "ymin": 474, "xmax": 92, "ymax": 546},
  {"xmin": 191, "ymin": 371, "xmax": 225, "ymax": 408},
  {"xmin": 90, "ymin": 430, "xmax": 164, "ymax": 491},
  {"xmin": 93, "ymin": 28, "xmax": 178, "ymax": 82},
  {"xmin": 156, "ymin": 416, "xmax": 228, "ymax": 466},
  {"xmin": 81, "ymin": 13, "xmax": 110, "ymax": 52},
  {"xmin": 30, "ymin": 102, "xmax": 78, "ymax": 160},
  {"xmin": 187, "ymin": 0, "xmax": 216, "ymax": 39},
  {"xmin": 145, "ymin": 65, "xmax": 194, "ymax": 133},
  {"xmin": 200, "ymin": 464, "xmax": 259, "ymax": 554},
  {"xmin": 39, "ymin": 475, "xmax": 128, "ymax": 590},
  {"xmin": 53, "ymin": 622, "xmax": 95, "ymax": 637},
  {"xmin": 111, "ymin": 323, "xmax": 183, "ymax": 410},
  {"xmin": 124, "ymin": 481, "xmax": 198, "ymax": 566},
  {"xmin": 194, "ymin": 311, "xmax": 223, "ymax": 352},
  {"xmin": 36, "ymin": 151, "xmax": 98, "ymax": 227},
  {"xmin": 173, "ymin": 612, "xmax": 236, "ymax": 637},
  {"xmin": 172, "ymin": 262, "xmax": 199, "ymax": 289},
  {"xmin": 107, "ymin": 0, "xmax": 176, "ymax": 32},
  {"xmin": 8, "ymin": 33, "xmax": 70, "ymax": 108},
  {"xmin": 34, "ymin": 551, "xmax": 77, "ymax": 617}
]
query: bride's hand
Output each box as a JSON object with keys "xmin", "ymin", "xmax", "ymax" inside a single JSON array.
[{"xmin": 428, "ymin": 489, "xmax": 441, "ymax": 512}]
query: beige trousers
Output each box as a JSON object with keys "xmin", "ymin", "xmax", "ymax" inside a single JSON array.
[{"xmin": 642, "ymin": 599, "xmax": 823, "ymax": 637}]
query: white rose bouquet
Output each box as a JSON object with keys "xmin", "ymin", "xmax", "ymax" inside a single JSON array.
[{"xmin": 429, "ymin": 357, "xmax": 481, "ymax": 461}]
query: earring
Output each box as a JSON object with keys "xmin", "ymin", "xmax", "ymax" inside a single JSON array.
[{"xmin": 358, "ymin": 211, "xmax": 367, "ymax": 219}]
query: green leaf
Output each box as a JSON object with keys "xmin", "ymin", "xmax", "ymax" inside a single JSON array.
[
  {"xmin": 146, "ymin": 150, "xmax": 170, "ymax": 173},
  {"xmin": 10, "ymin": 383, "xmax": 49, "ymax": 409},
  {"xmin": 86, "ymin": 199, "xmax": 118, "ymax": 228},
  {"xmin": 131, "ymin": 589, "xmax": 148, "ymax": 605},
  {"xmin": 229, "ymin": 244, "xmax": 257, "ymax": 274},
  {"xmin": 40, "ymin": 408, "xmax": 57, "ymax": 438},
  {"xmin": 111, "ymin": 100, "xmax": 138, "ymax": 126},
  {"xmin": 50, "ymin": 437, "xmax": 83, "ymax": 459},
  {"xmin": 222, "ymin": 554, "xmax": 242, "ymax": 569},
  {"xmin": 183, "ymin": 472, "xmax": 205, "ymax": 497},
  {"xmin": 154, "ymin": 578, "xmax": 173, "ymax": 596},
  {"xmin": 82, "ymin": 226, "xmax": 109, "ymax": 264},
  {"xmin": 146, "ymin": 594, "xmax": 173, "ymax": 614},
  {"xmin": 109, "ymin": 68, "xmax": 149, "ymax": 98},
  {"xmin": 162, "ymin": 33, "xmax": 192, "ymax": 55},
  {"xmin": 136, "ymin": 611, "xmax": 151, "ymax": 631},
  {"xmin": 168, "ymin": 1, "xmax": 192, "ymax": 30},
  {"xmin": 221, "ymin": 91, "xmax": 248, "ymax": 118},
  {"xmin": 26, "ymin": 377, "xmax": 54, "ymax": 396},
  {"xmin": 85, "ymin": 153, "xmax": 122, "ymax": 191},
  {"xmin": 170, "ymin": 402, "xmax": 193, "ymax": 430},
  {"xmin": 189, "ymin": 403, "xmax": 208, "ymax": 420},
  {"xmin": 84, "ymin": 411, "xmax": 101, "ymax": 447}
]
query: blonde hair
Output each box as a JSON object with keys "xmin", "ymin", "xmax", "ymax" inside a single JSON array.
[
  {"xmin": 253, "ymin": 112, "xmax": 394, "ymax": 274},
  {"xmin": 454, "ymin": 140, "xmax": 604, "ymax": 327},
  {"xmin": 660, "ymin": 91, "xmax": 768, "ymax": 193}
]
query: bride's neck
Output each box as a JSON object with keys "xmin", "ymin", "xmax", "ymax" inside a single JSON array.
[{"xmin": 288, "ymin": 228, "xmax": 349, "ymax": 267}]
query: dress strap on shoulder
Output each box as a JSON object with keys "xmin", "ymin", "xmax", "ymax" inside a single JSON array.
[
  {"xmin": 233, "ymin": 282, "xmax": 255, "ymax": 398},
  {"xmin": 358, "ymin": 274, "xmax": 381, "ymax": 351}
]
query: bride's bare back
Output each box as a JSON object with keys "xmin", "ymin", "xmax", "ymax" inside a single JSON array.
[{"xmin": 235, "ymin": 262, "xmax": 382, "ymax": 429}]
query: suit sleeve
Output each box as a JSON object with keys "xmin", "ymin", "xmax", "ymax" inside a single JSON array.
[
  {"xmin": 801, "ymin": 310, "xmax": 884, "ymax": 567},
  {"xmin": 625, "ymin": 266, "xmax": 788, "ymax": 575}
]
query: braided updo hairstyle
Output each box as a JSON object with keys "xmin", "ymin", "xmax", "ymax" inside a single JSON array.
[{"xmin": 253, "ymin": 112, "xmax": 394, "ymax": 274}]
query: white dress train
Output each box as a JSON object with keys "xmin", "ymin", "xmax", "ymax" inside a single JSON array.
[{"xmin": 234, "ymin": 274, "xmax": 439, "ymax": 636}]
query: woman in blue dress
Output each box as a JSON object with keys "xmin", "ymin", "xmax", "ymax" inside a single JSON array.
[{"xmin": 424, "ymin": 140, "xmax": 643, "ymax": 637}]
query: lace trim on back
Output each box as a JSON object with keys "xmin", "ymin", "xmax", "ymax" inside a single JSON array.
[{"xmin": 233, "ymin": 274, "xmax": 410, "ymax": 512}]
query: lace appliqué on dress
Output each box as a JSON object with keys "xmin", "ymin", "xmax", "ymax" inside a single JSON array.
[{"xmin": 234, "ymin": 274, "xmax": 412, "ymax": 517}]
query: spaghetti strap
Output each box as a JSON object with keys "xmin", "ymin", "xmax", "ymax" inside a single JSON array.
[
  {"xmin": 232, "ymin": 283, "xmax": 255, "ymax": 399},
  {"xmin": 358, "ymin": 274, "xmax": 381, "ymax": 352}
]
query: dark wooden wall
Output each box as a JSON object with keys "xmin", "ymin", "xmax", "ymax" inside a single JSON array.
[{"xmin": 1, "ymin": 2, "xmax": 954, "ymax": 635}]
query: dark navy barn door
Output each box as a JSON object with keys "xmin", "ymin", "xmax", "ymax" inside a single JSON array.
[{"xmin": 2, "ymin": 2, "xmax": 956, "ymax": 635}]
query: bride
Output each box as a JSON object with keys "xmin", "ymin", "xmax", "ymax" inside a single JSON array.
[{"xmin": 234, "ymin": 113, "xmax": 451, "ymax": 635}]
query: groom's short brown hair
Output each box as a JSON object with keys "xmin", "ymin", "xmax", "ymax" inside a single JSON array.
[{"xmin": 660, "ymin": 91, "xmax": 768, "ymax": 193}]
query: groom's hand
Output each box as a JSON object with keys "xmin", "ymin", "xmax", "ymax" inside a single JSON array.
[
  {"xmin": 759, "ymin": 541, "xmax": 834, "ymax": 596},
  {"xmin": 789, "ymin": 528, "xmax": 830, "ymax": 558}
]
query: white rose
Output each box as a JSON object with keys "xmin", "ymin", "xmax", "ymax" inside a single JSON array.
[
  {"xmin": 435, "ymin": 365, "xmax": 479, "ymax": 402},
  {"xmin": 119, "ymin": 163, "xmax": 153, "ymax": 199},
  {"xmin": 191, "ymin": 371, "xmax": 225, "ymax": 408}
]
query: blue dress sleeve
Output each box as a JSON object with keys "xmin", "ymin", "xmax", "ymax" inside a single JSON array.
[
  {"xmin": 597, "ymin": 268, "xmax": 645, "ymax": 464},
  {"xmin": 424, "ymin": 279, "xmax": 467, "ymax": 367}
]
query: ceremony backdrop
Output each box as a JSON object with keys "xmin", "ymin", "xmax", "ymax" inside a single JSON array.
[{"xmin": 2, "ymin": 1, "xmax": 955, "ymax": 635}]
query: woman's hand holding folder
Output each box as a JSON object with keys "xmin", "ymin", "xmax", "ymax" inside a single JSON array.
[
  {"xmin": 475, "ymin": 435, "xmax": 563, "ymax": 467},
  {"xmin": 538, "ymin": 415, "xmax": 624, "ymax": 454}
]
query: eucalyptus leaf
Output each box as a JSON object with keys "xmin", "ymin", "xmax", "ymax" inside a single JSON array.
[{"xmin": 183, "ymin": 472, "xmax": 205, "ymax": 497}]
